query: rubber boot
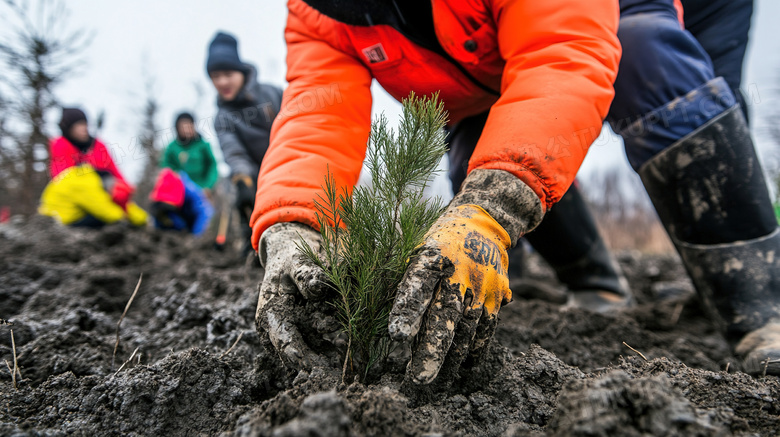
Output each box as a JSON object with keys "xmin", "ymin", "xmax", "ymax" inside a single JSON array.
[
  {"xmin": 525, "ymin": 185, "xmax": 633, "ymax": 313},
  {"xmin": 639, "ymin": 105, "xmax": 780, "ymax": 375}
]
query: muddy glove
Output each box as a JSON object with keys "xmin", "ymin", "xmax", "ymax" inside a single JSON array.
[
  {"xmin": 389, "ymin": 169, "xmax": 544, "ymax": 385},
  {"xmin": 256, "ymin": 222, "xmax": 332, "ymax": 369}
]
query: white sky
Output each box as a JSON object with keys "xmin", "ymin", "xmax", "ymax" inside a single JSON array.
[{"xmin": 6, "ymin": 0, "xmax": 780, "ymax": 186}]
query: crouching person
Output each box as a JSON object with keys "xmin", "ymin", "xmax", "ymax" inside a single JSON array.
[
  {"xmin": 39, "ymin": 164, "xmax": 148, "ymax": 228},
  {"xmin": 149, "ymin": 168, "xmax": 213, "ymax": 236},
  {"xmin": 161, "ymin": 112, "xmax": 219, "ymax": 195}
]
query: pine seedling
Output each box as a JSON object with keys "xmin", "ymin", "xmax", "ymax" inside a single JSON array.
[{"xmin": 299, "ymin": 93, "xmax": 448, "ymax": 381}]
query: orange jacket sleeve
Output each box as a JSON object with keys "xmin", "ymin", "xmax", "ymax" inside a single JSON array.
[
  {"xmin": 469, "ymin": 0, "xmax": 620, "ymax": 210},
  {"xmin": 250, "ymin": 1, "xmax": 373, "ymax": 249}
]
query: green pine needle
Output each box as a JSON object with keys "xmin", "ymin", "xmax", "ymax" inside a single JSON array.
[{"xmin": 299, "ymin": 92, "xmax": 448, "ymax": 381}]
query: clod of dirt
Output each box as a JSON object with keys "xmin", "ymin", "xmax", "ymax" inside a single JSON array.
[
  {"xmin": 545, "ymin": 370, "xmax": 733, "ymax": 436},
  {"xmin": 269, "ymin": 391, "xmax": 351, "ymax": 437}
]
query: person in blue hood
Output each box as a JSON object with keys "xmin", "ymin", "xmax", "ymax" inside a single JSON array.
[{"xmin": 149, "ymin": 169, "xmax": 213, "ymax": 236}]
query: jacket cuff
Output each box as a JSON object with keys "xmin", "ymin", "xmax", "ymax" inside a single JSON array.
[
  {"xmin": 251, "ymin": 206, "xmax": 321, "ymax": 251},
  {"xmin": 449, "ymin": 169, "xmax": 544, "ymax": 247}
]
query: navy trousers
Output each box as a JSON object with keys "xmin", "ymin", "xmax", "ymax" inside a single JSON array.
[{"xmin": 611, "ymin": 0, "xmax": 754, "ymax": 169}]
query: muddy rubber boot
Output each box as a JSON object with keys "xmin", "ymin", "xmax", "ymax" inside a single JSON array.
[
  {"xmin": 639, "ymin": 105, "xmax": 780, "ymax": 375},
  {"xmin": 525, "ymin": 184, "xmax": 633, "ymax": 313}
]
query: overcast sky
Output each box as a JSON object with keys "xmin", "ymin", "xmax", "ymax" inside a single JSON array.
[{"xmin": 5, "ymin": 1, "xmax": 780, "ymax": 186}]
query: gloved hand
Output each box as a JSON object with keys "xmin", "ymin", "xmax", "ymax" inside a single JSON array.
[
  {"xmin": 233, "ymin": 173, "xmax": 255, "ymax": 211},
  {"xmin": 255, "ymin": 222, "xmax": 333, "ymax": 369},
  {"xmin": 389, "ymin": 169, "xmax": 544, "ymax": 385},
  {"xmin": 150, "ymin": 201, "xmax": 178, "ymax": 229},
  {"xmin": 124, "ymin": 202, "xmax": 149, "ymax": 228},
  {"xmin": 388, "ymin": 204, "xmax": 511, "ymax": 384}
]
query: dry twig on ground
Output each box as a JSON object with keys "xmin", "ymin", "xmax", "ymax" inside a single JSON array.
[
  {"xmin": 10, "ymin": 329, "xmax": 18, "ymax": 389},
  {"xmin": 762, "ymin": 359, "xmax": 780, "ymax": 377},
  {"xmin": 112, "ymin": 273, "xmax": 143, "ymax": 370},
  {"xmin": 5, "ymin": 359, "xmax": 21, "ymax": 381},
  {"xmin": 219, "ymin": 331, "xmax": 244, "ymax": 359},
  {"xmin": 623, "ymin": 341, "xmax": 648, "ymax": 361},
  {"xmin": 114, "ymin": 347, "xmax": 140, "ymax": 376}
]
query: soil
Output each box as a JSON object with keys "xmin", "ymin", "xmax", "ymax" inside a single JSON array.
[{"xmin": 1, "ymin": 216, "xmax": 779, "ymax": 436}]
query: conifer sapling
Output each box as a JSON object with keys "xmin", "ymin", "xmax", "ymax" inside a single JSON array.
[{"xmin": 298, "ymin": 93, "xmax": 448, "ymax": 381}]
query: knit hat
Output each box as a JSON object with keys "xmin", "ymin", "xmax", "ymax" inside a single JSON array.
[
  {"xmin": 59, "ymin": 107, "xmax": 87, "ymax": 136},
  {"xmin": 206, "ymin": 32, "xmax": 249, "ymax": 75},
  {"xmin": 175, "ymin": 112, "xmax": 195, "ymax": 127}
]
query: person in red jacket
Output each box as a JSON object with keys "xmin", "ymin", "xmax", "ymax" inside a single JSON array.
[
  {"xmin": 252, "ymin": 0, "xmax": 622, "ymax": 386},
  {"xmin": 49, "ymin": 107, "xmax": 127, "ymax": 184}
]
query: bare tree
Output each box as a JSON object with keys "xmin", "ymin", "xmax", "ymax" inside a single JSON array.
[
  {"xmin": 0, "ymin": 0, "xmax": 92, "ymax": 215},
  {"xmin": 132, "ymin": 75, "xmax": 161, "ymax": 209},
  {"xmin": 0, "ymin": 92, "xmax": 17, "ymax": 207}
]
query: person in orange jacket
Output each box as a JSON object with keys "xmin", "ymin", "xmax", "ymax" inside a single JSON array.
[{"xmin": 252, "ymin": 0, "xmax": 622, "ymax": 385}]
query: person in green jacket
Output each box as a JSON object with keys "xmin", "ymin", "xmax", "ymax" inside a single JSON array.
[{"xmin": 161, "ymin": 112, "xmax": 219, "ymax": 193}]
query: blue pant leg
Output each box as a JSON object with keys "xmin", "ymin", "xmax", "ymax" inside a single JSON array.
[
  {"xmin": 71, "ymin": 214, "xmax": 106, "ymax": 229},
  {"xmin": 610, "ymin": 0, "xmax": 737, "ymax": 170},
  {"xmin": 682, "ymin": 0, "xmax": 754, "ymax": 120}
]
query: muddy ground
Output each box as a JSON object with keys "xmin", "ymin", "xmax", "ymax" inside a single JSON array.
[{"xmin": 1, "ymin": 216, "xmax": 779, "ymax": 436}]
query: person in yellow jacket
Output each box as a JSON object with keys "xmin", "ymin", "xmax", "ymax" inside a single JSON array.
[{"xmin": 39, "ymin": 164, "xmax": 147, "ymax": 228}]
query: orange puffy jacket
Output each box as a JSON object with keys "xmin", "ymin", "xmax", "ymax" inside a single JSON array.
[{"xmin": 251, "ymin": 0, "xmax": 622, "ymax": 249}]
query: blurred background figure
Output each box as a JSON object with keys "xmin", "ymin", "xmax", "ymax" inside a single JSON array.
[
  {"xmin": 38, "ymin": 164, "xmax": 147, "ymax": 228},
  {"xmin": 50, "ymin": 107, "xmax": 128, "ymax": 184},
  {"xmin": 207, "ymin": 31, "xmax": 282, "ymax": 256},
  {"xmin": 149, "ymin": 168, "xmax": 213, "ymax": 236},
  {"xmin": 160, "ymin": 112, "xmax": 219, "ymax": 197},
  {"xmin": 43, "ymin": 107, "xmax": 148, "ymax": 229}
]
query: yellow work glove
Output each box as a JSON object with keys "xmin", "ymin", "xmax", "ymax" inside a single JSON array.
[
  {"xmin": 389, "ymin": 204, "xmax": 512, "ymax": 385},
  {"xmin": 231, "ymin": 173, "xmax": 254, "ymax": 188},
  {"xmin": 125, "ymin": 202, "xmax": 149, "ymax": 227},
  {"xmin": 388, "ymin": 169, "xmax": 544, "ymax": 386}
]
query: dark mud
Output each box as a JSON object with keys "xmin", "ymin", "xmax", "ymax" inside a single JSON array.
[{"xmin": 1, "ymin": 217, "xmax": 779, "ymax": 436}]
